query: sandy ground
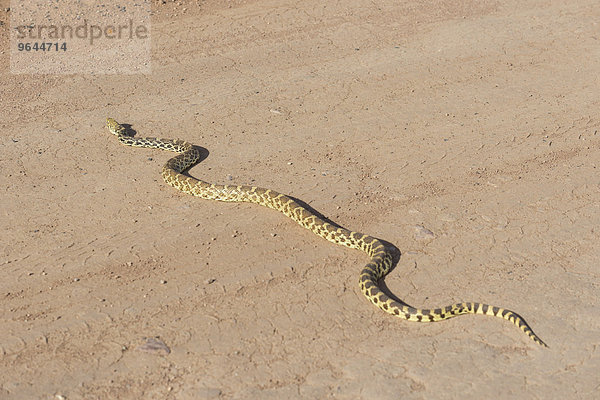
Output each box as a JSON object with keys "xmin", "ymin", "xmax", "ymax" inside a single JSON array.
[{"xmin": 2, "ymin": 0, "xmax": 600, "ymax": 398}]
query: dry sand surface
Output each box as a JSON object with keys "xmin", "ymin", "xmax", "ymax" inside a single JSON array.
[{"xmin": 2, "ymin": 0, "xmax": 600, "ymax": 398}]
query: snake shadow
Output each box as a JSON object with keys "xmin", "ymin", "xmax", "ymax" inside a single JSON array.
[
  {"xmin": 122, "ymin": 123, "xmax": 412, "ymax": 307},
  {"xmin": 289, "ymin": 196, "xmax": 415, "ymax": 308}
]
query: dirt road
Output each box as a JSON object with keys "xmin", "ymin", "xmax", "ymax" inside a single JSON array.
[{"xmin": 1, "ymin": 0, "xmax": 599, "ymax": 398}]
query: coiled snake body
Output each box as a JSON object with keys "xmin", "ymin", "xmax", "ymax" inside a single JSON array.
[{"xmin": 107, "ymin": 118, "xmax": 546, "ymax": 347}]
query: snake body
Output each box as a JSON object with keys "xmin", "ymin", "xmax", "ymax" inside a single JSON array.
[{"xmin": 107, "ymin": 118, "xmax": 546, "ymax": 347}]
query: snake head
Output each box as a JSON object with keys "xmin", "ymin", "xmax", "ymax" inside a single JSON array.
[{"xmin": 106, "ymin": 117, "xmax": 126, "ymax": 136}]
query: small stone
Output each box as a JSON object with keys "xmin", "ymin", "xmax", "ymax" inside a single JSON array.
[
  {"xmin": 202, "ymin": 388, "xmax": 222, "ymax": 398},
  {"xmin": 160, "ymin": 280, "xmax": 167, "ymax": 284},
  {"xmin": 414, "ymin": 225, "xmax": 435, "ymax": 240},
  {"xmin": 206, "ymin": 278, "xmax": 216, "ymax": 284},
  {"xmin": 136, "ymin": 337, "xmax": 171, "ymax": 355},
  {"xmin": 73, "ymin": 278, "xmax": 80, "ymax": 282}
]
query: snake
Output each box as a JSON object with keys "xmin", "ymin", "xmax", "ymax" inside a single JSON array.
[{"xmin": 106, "ymin": 117, "xmax": 547, "ymax": 347}]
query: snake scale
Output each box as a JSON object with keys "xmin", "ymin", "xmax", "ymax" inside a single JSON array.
[{"xmin": 107, "ymin": 117, "xmax": 546, "ymax": 347}]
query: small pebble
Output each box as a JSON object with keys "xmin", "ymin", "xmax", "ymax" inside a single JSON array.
[
  {"xmin": 201, "ymin": 388, "xmax": 222, "ymax": 398},
  {"xmin": 160, "ymin": 280, "xmax": 167, "ymax": 284},
  {"xmin": 136, "ymin": 337, "xmax": 171, "ymax": 355},
  {"xmin": 206, "ymin": 278, "xmax": 216, "ymax": 284},
  {"xmin": 73, "ymin": 278, "xmax": 80, "ymax": 282},
  {"xmin": 414, "ymin": 225, "xmax": 435, "ymax": 240}
]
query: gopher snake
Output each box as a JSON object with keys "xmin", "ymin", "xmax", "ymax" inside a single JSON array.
[{"xmin": 107, "ymin": 118, "xmax": 546, "ymax": 347}]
